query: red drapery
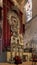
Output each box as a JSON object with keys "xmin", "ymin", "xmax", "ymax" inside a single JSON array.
[{"xmin": 3, "ymin": 0, "xmax": 13, "ymax": 49}]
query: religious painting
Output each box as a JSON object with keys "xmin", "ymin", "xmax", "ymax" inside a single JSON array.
[{"xmin": 7, "ymin": 10, "xmax": 20, "ymax": 35}]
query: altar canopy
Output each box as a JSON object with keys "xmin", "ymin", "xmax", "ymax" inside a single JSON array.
[{"xmin": 3, "ymin": 0, "xmax": 23, "ymax": 50}]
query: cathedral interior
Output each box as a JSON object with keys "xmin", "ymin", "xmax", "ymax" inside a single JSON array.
[{"xmin": 0, "ymin": 0, "xmax": 37, "ymax": 64}]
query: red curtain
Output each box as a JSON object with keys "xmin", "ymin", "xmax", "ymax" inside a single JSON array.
[{"xmin": 3, "ymin": 0, "xmax": 13, "ymax": 49}]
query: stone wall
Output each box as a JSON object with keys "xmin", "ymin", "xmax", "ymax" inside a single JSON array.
[{"xmin": 32, "ymin": 0, "xmax": 37, "ymax": 17}]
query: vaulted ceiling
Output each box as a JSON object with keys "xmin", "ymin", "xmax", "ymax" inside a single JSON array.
[
  {"xmin": 11, "ymin": 0, "xmax": 26, "ymax": 5},
  {"xmin": 16, "ymin": 0, "xmax": 27, "ymax": 4},
  {"xmin": 16, "ymin": 0, "xmax": 23, "ymax": 4}
]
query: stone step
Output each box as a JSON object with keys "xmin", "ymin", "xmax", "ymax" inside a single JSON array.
[{"xmin": 0, "ymin": 52, "xmax": 7, "ymax": 62}]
